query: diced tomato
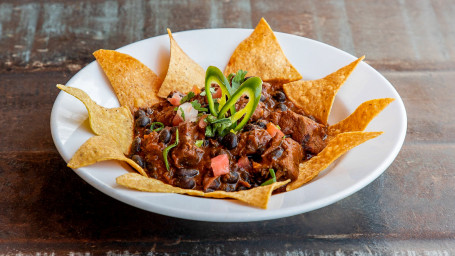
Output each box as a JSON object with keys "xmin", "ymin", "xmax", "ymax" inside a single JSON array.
[
  {"xmin": 172, "ymin": 113, "xmax": 184, "ymax": 126},
  {"xmin": 237, "ymin": 156, "xmax": 251, "ymax": 169},
  {"xmin": 266, "ymin": 122, "xmax": 284, "ymax": 138},
  {"xmin": 213, "ymin": 88, "xmax": 222, "ymax": 98},
  {"xmin": 211, "ymin": 154, "xmax": 230, "ymax": 177},
  {"xmin": 191, "ymin": 85, "xmax": 201, "ymax": 95},
  {"xmin": 167, "ymin": 93, "xmax": 182, "ymax": 106}
]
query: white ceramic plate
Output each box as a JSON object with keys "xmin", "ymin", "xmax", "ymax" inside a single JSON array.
[{"xmin": 50, "ymin": 29, "xmax": 407, "ymax": 222}]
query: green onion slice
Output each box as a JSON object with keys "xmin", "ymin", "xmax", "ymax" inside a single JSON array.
[
  {"xmin": 260, "ymin": 169, "xmax": 277, "ymax": 186},
  {"xmin": 163, "ymin": 129, "xmax": 179, "ymax": 171},
  {"xmin": 149, "ymin": 122, "xmax": 164, "ymax": 132}
]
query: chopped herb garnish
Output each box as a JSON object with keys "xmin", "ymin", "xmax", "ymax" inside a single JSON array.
[
  {"xmin": 205, "ymin": 125, "xmax": 214, "ymax": 137},
  {"xmin": 149, "ymin": 122, "xmax": 164, "ymax": 132},
  {"xmin": 276, "ymin": 125, "xmax": 281, "ymax": 130},
  {"xmin": 195, "ymin": 140, "xmax": 204, "ymax": 147},
  {"xmin": 260, "ymin": 169, "xmax": 277, "ymax": 186},
  {"xmin": 191, "ymin": 100, "xmax": 208, "ymax": 112},
  {"xmin": 200, "ymin": 87, "xmax": 216, "ymax": 96},
  {"xmin": 163, "ymin": 129, "xmax": 179, "ymax": 171},
  {"xmin": 230, "ymin": 70, "xmax": 248, "ymax": 92},
  {"xmin": 180, "ymin": 91, "xmax": 195, "ymax": 104}
]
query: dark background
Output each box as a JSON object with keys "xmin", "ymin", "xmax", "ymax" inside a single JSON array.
[{"xmin": 1, "ymin": 0, "xmax": 454, "ymax": 254}]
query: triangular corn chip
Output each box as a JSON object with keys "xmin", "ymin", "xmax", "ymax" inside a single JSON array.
[
  {"xmin": 57, "ymin": 84, "xmax": 133, "ymax": 154},
  {"xmin": 117, "ymin": 173, "xmax": 290, "ymax": 209},
  {"xmin": 93, "ymin": 49, "xmax": 162, "ymax": 112},
  {"xmin": 68, "ymin": 136, "xmax": 147, "ymax": 177},
  {"xmin": 224, "ymin": 18, "xmax": 302, "ymax": 83},
  {"xmin": 283, "ymin": 56, "xmax": 365, "ymax": 124},
  {"xmin": 157, "ymin": 29, "xmax": 205, "ymax": 98},
  {"xmin": 329, "ymin": 98, "xmax": 394, "ymax": 136},
  {"xmin": 286, "ymin": 131, "xmax": 382, "ymax": 191}
]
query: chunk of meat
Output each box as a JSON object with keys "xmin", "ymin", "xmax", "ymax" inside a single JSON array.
[
  {"xmin": 270, "ymin": 110, "xmax": 327, "ymax": 154},
  {"xmin": 271, "ymin": 138, "xmax": 303, "ymax": 181},
  {"xmin": 231, "ymin": 129, "xmax": 272, "ymax": 156},
  {"xmin": 171, "ymin": 122, "xmax": 205, "ymax": 168},
  {"xmin": 150, "ymin": 101, "xmax": 177, "ymax": 127},
  {"xmin": 236, "ymin": 97, "xmax": 270, "ymax": 122}
]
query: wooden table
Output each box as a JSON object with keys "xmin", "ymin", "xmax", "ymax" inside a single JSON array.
[{"xmin": 1, "ymin": 0, "xmax": 454, "ymax": 254}]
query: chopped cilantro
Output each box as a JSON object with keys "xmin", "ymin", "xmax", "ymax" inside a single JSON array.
[
  {"xmin": 191, "ymin": 100, "xmax": 208, "ymax": 112},
  {"xmin": 180, "ymin": 92, "xmax": 195, "ymax": 104},
  {"xmin": 195, "ymin": 140, "xmax": 204, "ymax": 147},
  {"xmin": 230, "ymin": 70, "xmax": 248, "ymax": 92},
  {"xmin": 205, "ymin": 125, "xmax": 214, "ymax": 137},
  {"xmin": 200, "ymin": 87, "xmax": 216, "ymax": 96}
]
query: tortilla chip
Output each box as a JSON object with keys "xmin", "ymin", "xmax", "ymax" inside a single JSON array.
[
  {"xmin": 329, "ymin": 98, "xmax": 395, "ymax": 136},
  {"xmin": 93, "ymin": 49, "xmax": 162, "ymax": 112},
  {"xmin": 283, "ymin": 56, "xmax": 365, "ymax": 124},
  {"xmin": 68, "ymin": 136, "xmax": 148, "ymax": 177},
  {"xmin": 157, "ymin": 29, "xmax": 205, "ymax": 98},
  {"xmin": 224, "ymin": 18, "xmax": 302, "ymax": 83},
  {"xmin": 286, "ymin": 131, "xmax": 382, "ymax": 191},
  {"xmin": 57, "ymin": 84, "xmax": 133, "ymax": 154},
  {"xmin": 116, "ymin": 172, "xmax": 290, "ymax": 209}
]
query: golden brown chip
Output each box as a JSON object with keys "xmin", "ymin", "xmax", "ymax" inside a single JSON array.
[
  {"xmin": 93, "ymin": 49, "xmax": 162, "ymax": 112},
  {"xmin": 224, "ymin": 18, "xmax": 302, "ymax": 83},
  {"xmin": 57, "ymin": 84, "xmax": 133, "ymax": 154},
  {"xmin": 328, "ymin": 98, "xmax": 395, "ymax": 136},
  {"xmin": 286, "ymin": 131, "xmax": 382, "ymax": 191},
  {"xmin": 116, "ymin": 172, "xmax": 290, "ymax": 209},
  {"xmin": 283, "ymin": 56, "xmax": 365, "ymax": 124},
  {"xmin": 68, "ymin": 136, "xmax": 147, "ymax": 177},
  {"xmin": 157, "ymin": 29, "xmax": 205, "ymax": 98}
]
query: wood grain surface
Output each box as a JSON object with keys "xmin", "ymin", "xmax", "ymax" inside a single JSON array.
[{"xmin": 1, "ymin": 0, "xmax": 454, "ymax": 255}]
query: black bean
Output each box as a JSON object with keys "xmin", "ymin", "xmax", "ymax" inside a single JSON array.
[
  {"xmin": 221, "ymin": 171, "xmax": 239, "ymax": 184},
  {"xmin": 260, "ymin": 94, "xmax": 266, "ymax": 102},
  {"xmin": 176, "ymin": 177, "xmax": 196, "ymax": 189},
  {"xmin": 131, "ymin": 155, "xmax": 144, "ymax": 168},
  {"xmin": 206, "ymin": 178, "xmax": 220, "ymax": 191},
  {"xmin": 273, "ymin": 91, "xmax": 286, "ymax": 102},
  {"xmin": 256, "ymin": 120, "xmax": 268, "ymax": 129},
  {"xmin": 243, "ymin": 124, "xmax": 255, "ymax": 131},
  {"xmin": 270, "ymin": 148, "xmax": 284, "ymax": 160},
  {"xmin": 175, "ymin": 168, "xmax": 199, "ymax": 178},
  {"xmin": 276, "ymin": 103, "xmax": 287, "ymax": 111},
  {"xmin": 131, "ymin": 137, "xmax": 141, "ymax": 153},
  {"xmin": 135, "ymin": 109, "xmax": 146, "ymax": 119},
  {"xmin": 251, "ymin": 154, "xmax": 262, "ymax": 163},
  {"xmin": 135, "ymin": 115, "xmax": 150, "ymax": 127},
  {"xmin": 221, "ymin": 132, "xmax": 238, "ymax": 150},
  {"xmin": 159, "ymin": 129, "xmax": 171, "ymax": 144}
]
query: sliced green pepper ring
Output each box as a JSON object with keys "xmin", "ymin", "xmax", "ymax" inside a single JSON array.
[
  {"xmin": 204, "ymin": 66, "xmax": 236, "ymax": 117},
  {"xmin": 217, "ymin": 76, "xmax": 262, "ymax": 132}
]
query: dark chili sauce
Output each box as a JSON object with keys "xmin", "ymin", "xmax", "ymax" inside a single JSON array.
[{"xmin": 129, "ymin": 82, "xmax": 328, "ymax": 193}]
